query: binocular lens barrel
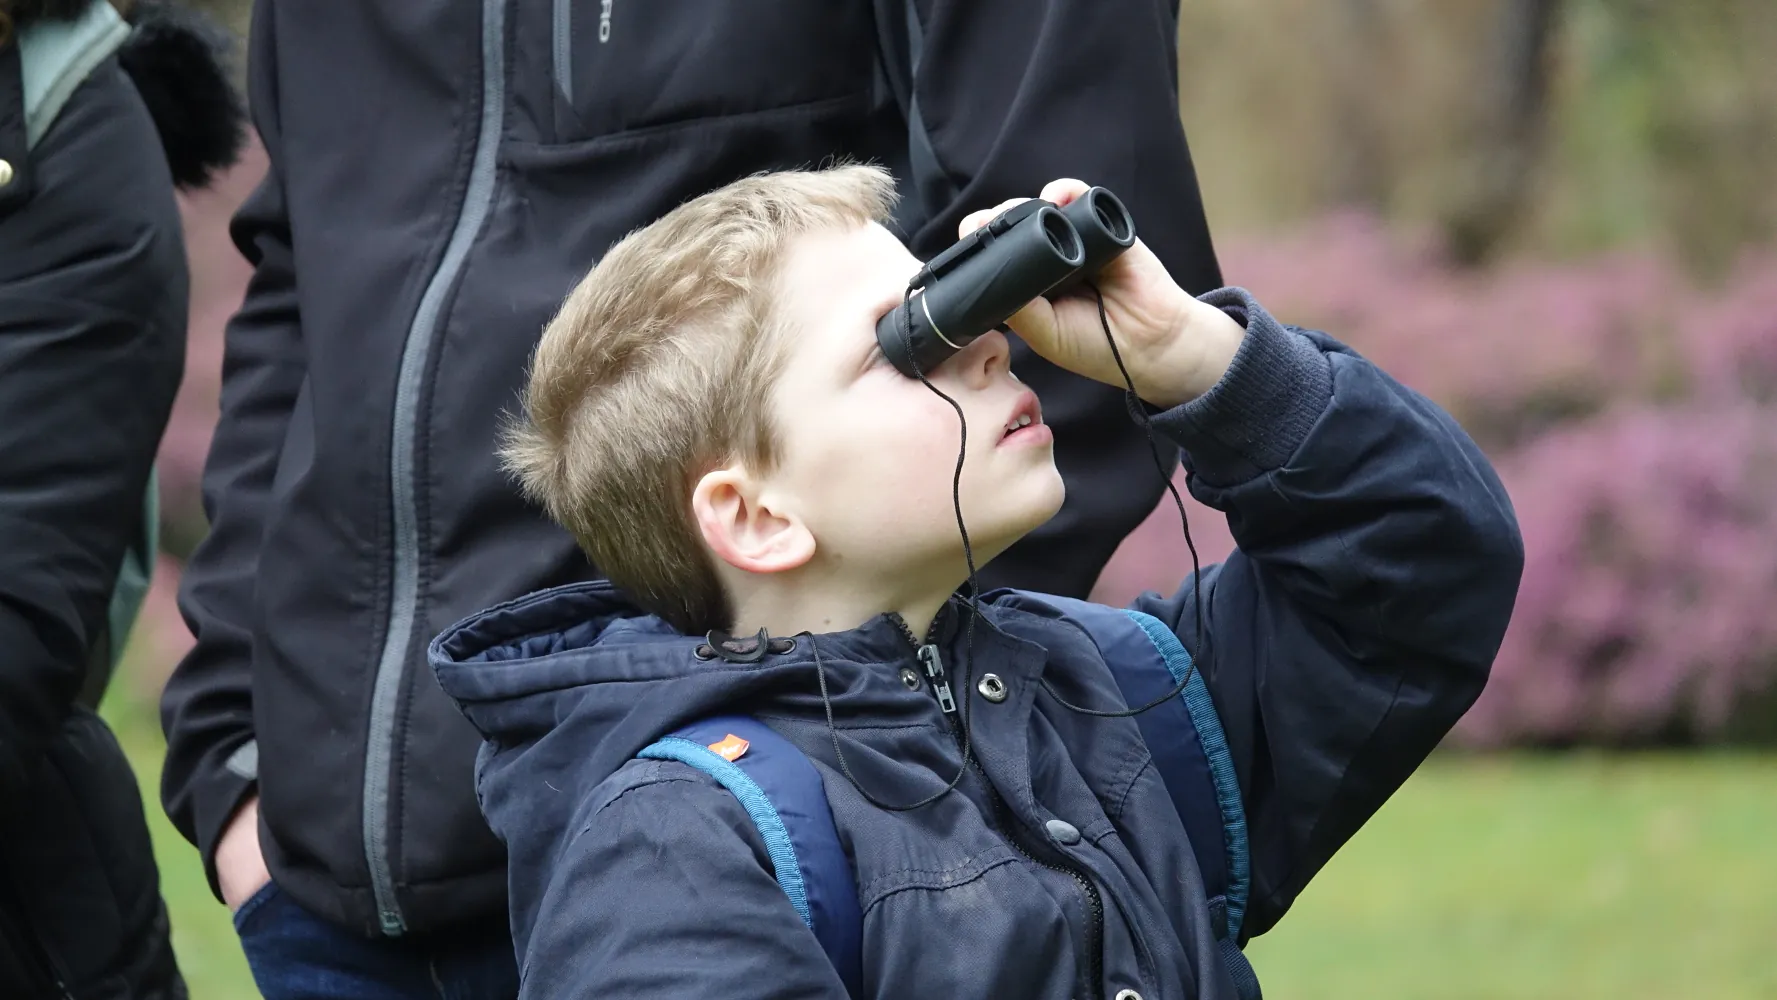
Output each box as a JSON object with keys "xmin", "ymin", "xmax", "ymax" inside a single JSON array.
[
  {"xmin": 1053, "ymin": 187, "xmax": 1136, "ymax": 294},
  {"xmin": 876, "ymin": 187, "xmax": 1136, "ymax": 377},
  {"xmin": 878, "ymin": 206, "xmax": 1082, "ymax": 376}
]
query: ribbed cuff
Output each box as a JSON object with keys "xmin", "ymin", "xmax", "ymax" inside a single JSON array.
[{"xmin": 1150, "ymin": 287, "xmax": 1333, "ymax": 487}]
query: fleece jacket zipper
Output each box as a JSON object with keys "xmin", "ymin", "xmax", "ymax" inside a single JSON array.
[{"xmin": 361, "ymin": 0, "xmax": 508, "ymax": 938}]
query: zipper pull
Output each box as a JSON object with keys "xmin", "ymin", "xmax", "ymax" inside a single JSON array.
[{"xmin": 918, "ymin": 644, "xmax": 957, "ymax": 715}]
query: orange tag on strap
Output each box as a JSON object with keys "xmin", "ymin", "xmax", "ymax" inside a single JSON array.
[{"xmin": 708, "ymin": 734, "xmax": 750, "ymax": 762}]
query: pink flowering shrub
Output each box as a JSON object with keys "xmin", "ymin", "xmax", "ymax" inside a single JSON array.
[
  {"xmin": 1459, "ymin": 405, "xmax": 1777, "ymax": 745},
  {"xmin": 1685, "ymin": 251, "xmax": 1777, "ymax": 405},
  {"xmin": 1090, "ymin": 474, "xmax": 1236, "ymax": 609},
  {"xmin": 158, "ymin": 143, "xmax": 263, "ymax": 558},
  {"xmin": 1217, "ymin": 217, "xmax": 1777, "ymax": 448},
  {"xmin": 1096, "ymin": 400, "xmax": 1777, "ymax": 745}
]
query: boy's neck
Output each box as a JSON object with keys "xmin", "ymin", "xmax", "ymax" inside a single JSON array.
[{"xmin": 727, "ymin": 571, "xmax": 958, "ymax": 649}]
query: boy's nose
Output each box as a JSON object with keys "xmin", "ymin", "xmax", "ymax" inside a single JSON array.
[{"xmin": 948, "ymin": 328, "xmax": 1011, "ymax": 387}]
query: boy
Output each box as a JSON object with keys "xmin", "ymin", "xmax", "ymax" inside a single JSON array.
[{"xmin": 430, "ymin": 166, "xmax": 1523, "ymax": 998}]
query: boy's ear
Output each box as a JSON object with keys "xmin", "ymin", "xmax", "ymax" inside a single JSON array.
[{"xmin": 692, "ymin": 465, "xmax": 815, "ymax": 574}]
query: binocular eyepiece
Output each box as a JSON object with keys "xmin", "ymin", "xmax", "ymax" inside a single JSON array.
[{"xmin": 876, "ymin": 187, "xmax": 1137, "ymax": 377}]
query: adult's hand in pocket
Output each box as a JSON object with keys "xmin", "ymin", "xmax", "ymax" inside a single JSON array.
[{"xmin": 217, "ymin": 795, "xmax": 272, "ymax": 911}]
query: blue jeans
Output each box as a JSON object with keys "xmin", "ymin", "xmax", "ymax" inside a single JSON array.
[{"xmin": 233, "ymin": 882, "xmax": 518, "ymax": 1000}]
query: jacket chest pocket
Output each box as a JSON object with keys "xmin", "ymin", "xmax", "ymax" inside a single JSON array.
[{"xmin": 538, "ymin": 0, "xmax": 878, "ymax": 145}]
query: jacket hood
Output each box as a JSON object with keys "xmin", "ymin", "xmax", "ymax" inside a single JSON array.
[{"xmin": 429, "ymin": 580, "xmax": 971, "ymax": 855}]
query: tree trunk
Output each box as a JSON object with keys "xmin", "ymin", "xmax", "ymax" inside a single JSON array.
[
  {"xmin": 1328, "ymin": 0, "xmax": 1390, "ymax": 209},
  {"xmin": 1445, "ymin": 0, "xmax": 1563, "ymax": 265}
]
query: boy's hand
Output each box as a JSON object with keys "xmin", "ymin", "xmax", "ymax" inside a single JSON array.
[{"xmin": 959, "ymin": 179, "xmax": 1245, "ymax": 409}]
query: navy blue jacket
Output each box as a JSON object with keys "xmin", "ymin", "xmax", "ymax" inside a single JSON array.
[{"xmin": 431, "ymin": 292, "xmax": 1524, "ymax": 999}]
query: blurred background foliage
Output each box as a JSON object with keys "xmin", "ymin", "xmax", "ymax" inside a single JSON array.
[
  {"xmin": 1179, "ymin": 0, "xmax": 1777, "ymax": 274},
  {"xmin": 119, "ymin": 1, "xmax": 1776, "ymax": 996}
]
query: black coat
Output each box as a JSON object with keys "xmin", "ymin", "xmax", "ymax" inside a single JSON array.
[
  {"xmin": 1, "ymin": 2, "xmax": 240, "ymax": 994},
  {"xmin": 0, "ymin": 43, "xmax": 186, "ymax": 1000},
  {"xmin": 158, "ymin": 0, "xmax": 1224, "ymax": 939}
]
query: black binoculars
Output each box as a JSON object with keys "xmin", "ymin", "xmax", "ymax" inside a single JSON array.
[{"xmin": 876, "ymin": 187, "xmax": 1137, "ymax": 377}]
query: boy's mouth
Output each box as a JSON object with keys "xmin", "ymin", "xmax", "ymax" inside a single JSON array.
[{"xmin": 999, "ymin": 391, "xmax": 1051, "ymax": 448}]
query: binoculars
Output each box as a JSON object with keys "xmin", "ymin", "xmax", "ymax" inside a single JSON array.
[{"xmin": 876, "ymin": 187, "xmax": 1137, "ymax": 377}]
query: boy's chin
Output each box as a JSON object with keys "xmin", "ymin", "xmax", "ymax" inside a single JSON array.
[
  {"xmin": 969, "ymin": 483, "xmax": 1068, "ymax": 557},
  {"xmin": 1021, "ymin": 466, "xmax": 1068, "ymax": 525}
]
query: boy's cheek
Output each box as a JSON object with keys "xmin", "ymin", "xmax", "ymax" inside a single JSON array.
[{"xmin": 790, "ymin": 431, "xmax": 956, "ymax": 516}]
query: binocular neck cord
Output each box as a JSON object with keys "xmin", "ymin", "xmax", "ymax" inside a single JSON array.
[
  {"xmin": 1038, "ymin": 284, "xmax": 1211, "ymax": 719},
  {"xmin": 806, "ymin": 283, "xmax": 984, "ymax": 814},
  {"xmin": 809, "ymin": 281, "xmax": 1209, "ymax": 813}
]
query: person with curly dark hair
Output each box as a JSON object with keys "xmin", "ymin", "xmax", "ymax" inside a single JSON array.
[{"xmin": 0, "ymin": 2, "xmax": 242, "ymax": 996}]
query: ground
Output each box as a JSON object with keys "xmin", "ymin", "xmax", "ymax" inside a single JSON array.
[{"xmin": 103, "ymin": 686, "xmax": 1777, "ymax": 1000}]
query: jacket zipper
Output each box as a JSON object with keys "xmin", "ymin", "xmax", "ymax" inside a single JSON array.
[
  {"xmin": 361, "ymin": 0, "xmax": 509, "ymax": 937},
  {"xmin": 552, "ymin": 0, "xmax": 572, "ymax": 100},
  {"xmin": 891, "ymin": 615, "xmax": 1107, "ymax": 999}
]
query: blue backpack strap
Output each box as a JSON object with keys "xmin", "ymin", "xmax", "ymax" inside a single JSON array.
[
  {"xmin": 1118, "ymin": 609, "xmax": 1251, "ymax": 942},
  {"xmin": 638, "ymin": 716, "xmax": 863, "ymax": 997},
  {"xmin": 1039, "ymin": 596, "xmax": 1260, "ymax": 997}
]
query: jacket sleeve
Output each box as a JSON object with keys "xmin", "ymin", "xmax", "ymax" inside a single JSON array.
[
  {"xmin": 889, "ymin": 0, "xmax": 1222, "ymax": 599},
  {"xmin": 157, "ymin": 1, "xmax": 305, "ymax": 896},
  {"xmin": 518, "ymin": 771, "xmax": 847, "ymax": 1000},
  {"xmin": 1130, "ymin": 288, "xmax": 1524, "ymax": 940},
  {"xmin": 0, "ymin": 61, "xmax": 187, "ymax": 800}
]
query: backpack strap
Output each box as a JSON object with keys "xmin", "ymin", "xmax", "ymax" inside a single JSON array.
[
  {"xmin": 1038, "ymin": 596, "xmax": 1261, "ymax": 998},
  {"xmin": 638, "ymin": 716, "xmax": 863, "ymax": 997}
]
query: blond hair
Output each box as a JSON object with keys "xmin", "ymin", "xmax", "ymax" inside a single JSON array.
[{"xmin": 504, "ymin": 165, "xmax": 898, "ymax": 632}]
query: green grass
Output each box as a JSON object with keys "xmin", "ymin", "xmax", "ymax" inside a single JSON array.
[
  {"xmin": 102, "ymin": 685, "xmax": 254, "ymax": 1000},
  {"xmin": 103, "ymin": 681, "xmax": 1777, "ymax": 1000},
  {"xmin": 1244, "ymin": 753, "xmax": 1777, "ymax": 999}
]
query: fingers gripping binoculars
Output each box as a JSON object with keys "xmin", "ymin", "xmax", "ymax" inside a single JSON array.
[{"xmin": 876, "ymin": 187, "xmax": 1137, "ymax": 377}]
